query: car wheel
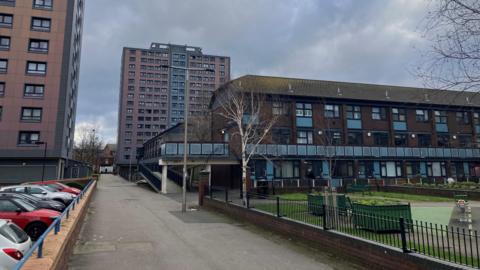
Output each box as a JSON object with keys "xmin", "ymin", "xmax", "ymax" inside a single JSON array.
[{"xmin": 25, "ymin": 222, "xmax": 47, "ymax": 241}]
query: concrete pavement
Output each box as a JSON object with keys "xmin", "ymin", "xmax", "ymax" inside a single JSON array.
[{"xmin": 68, "ymin": 174, "xmax": 365, "ymax": 270}]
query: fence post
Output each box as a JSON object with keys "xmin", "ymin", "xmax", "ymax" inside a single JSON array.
[
  {"xmin": 276, "ymin": 197, "xmax": 280, "ymax": 217},
  {"xmin": 246, "ymin": 193, "xmax": 250, "ymax": 208},
  {"xmin": 225, "ymin": 188, "xmax": 229, "ymax": 203},
  {"xmin": 399, "ymin": 217, "xmax": 408, "ymax": 253},
  {"xmin": 37, "ymin": 241, "xmax": 43, "ymax": 258},
  {"xmin": 322, "ymin": 204, "xmax": 328, "ymax": 230}
]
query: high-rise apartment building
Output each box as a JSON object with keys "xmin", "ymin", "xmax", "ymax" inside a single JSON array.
[
  {"xmin": 116, "ymin": 43, "xmax": 230, "ymax": 177},
  {"xmin": 0, "ymin": 0, "xmax": 84, "ymax": 182}
]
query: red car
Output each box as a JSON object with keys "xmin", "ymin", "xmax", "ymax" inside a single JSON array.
[
  {"xmin": 0, "ymin": 197, "xmax": 60, "ymax": 240},
  {"xmin": 29, "ymin": 181, "xmax": 81, "ymax": 195}
]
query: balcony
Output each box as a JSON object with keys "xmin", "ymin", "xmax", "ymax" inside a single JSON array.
[
  {"xmin": 246, "ymin": 144, "xmax": 480, "ymax": 159},
  {"xmin": 158, "ymin": 143, "xmax": 229, "ymax": 156}
]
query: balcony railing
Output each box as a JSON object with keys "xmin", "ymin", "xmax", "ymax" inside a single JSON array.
[
  {"xmin": 247, "ymin": 144, "xmax": 480, "ymax": 159},
  {"xmin": 149, "ymin": 143, "xmax": 229, "ymax": 157}
]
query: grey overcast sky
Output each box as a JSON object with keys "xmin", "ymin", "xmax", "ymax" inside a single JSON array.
[{"xmin": 75, "ymin": 0, "xmax": 430, "ymax": 144}]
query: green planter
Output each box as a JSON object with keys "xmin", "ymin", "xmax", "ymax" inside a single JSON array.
[
  {"xmin": 307, "ymin": 194, "xmax": 348, "ymax": 216},
  {"xmin": 352, "ymin": 203, "xmax": 412, "ymax": 232}
]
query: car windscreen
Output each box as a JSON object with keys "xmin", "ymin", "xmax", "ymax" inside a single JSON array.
[
  {"xmin": 17, "ymin": 193, "xmax": 41, "ymax": 202},
  {"xmin": 42, "ymin": 186, "xmax": 58, "ymax": 192},
  {"xmin": 12, "ymin": 198, "xmax": 37, "ymax": 211},
  {"xmin": 46, "ymin": 184, "xmax": 62, "ymax": 190},
  {"xmin": 0, "ymin": 223, "xmax": 29, "ymax": 243}
]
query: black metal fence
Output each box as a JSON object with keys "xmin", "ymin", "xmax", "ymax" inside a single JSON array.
[{"xmin": 208, "ymin": 188, "xmax": 480, "ymax": 269}]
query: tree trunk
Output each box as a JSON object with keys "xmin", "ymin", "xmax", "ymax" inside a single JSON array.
[{"xmin": 242, "ymin": 154, "xmax": 247, "ymax": 206}]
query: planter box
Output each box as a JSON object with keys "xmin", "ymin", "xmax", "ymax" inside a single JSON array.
[
  {"xmin": 352, "ymin": 203, "xmax": 412, "ymax": 232},
  {"xmin": 307, "ymin": 194, "xmax": 348, "ymax": 215}
]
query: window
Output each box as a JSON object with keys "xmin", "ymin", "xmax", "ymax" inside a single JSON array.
[
  {"xmin": 325, "ymin": 130, "xmax": 342, "ymax": 145},
  {"xmin": 347, "ymin": 131, "xmax": 363, "ymax": 145},
  {"xmin": 21, "ymin": 107, "xmax": 42, "ymax": 121},
  {"xmin": 427, "ymin": 162, "xmax": 446, "ymax": 177},
  {"xmin": 392, "ymin": 108, "xmax": 406, "ymax": 121},
  {"xmin": 0, "ymin": 13, "xmax": 13, "ymax": 27},
  {"xmin": 18, "ymin": 131, "xmax": 40, "ymax": 144},
  {"xmin": 417, "ymin": 134, "xmax": 431, "ymax": 147},
  {"xmin": 394, "ymin": 133, "xmax": 407, "ymax": 146},
  {"xmin": 297, "ymin": 130, "xmax": 313, "ymax": 144},
  {"xmin": 33, "ymin": 0, "xmax": 52, "ymax": 9},
  {"xmin": 435, "ymin": 111, "xmax": 447, "ymax": 123},
  {"xmin": 458, "ymin": 135, "xmax": 472, "ymax": 147},
  {"xmin": 372, "ymin": 132, "xmax": 389, "ymax": 146},
  {"xmin": 272, "ymin": 102, "xmax": 289, "ymax": 115},
  {"xmin": 333, "ymin": 161, "xmax": 354, "ymax": 178},
  {"xmin": 0, "ymin": 82, "xmax": 4, "ymax": 96},
  {"xmin": 372, "ymin": 107, "xmax": 386, "ymax": 120},
  {"xmin": 31, "ymin": 17, "xmax": 51, "ymax": 31},
  {"xmin": 415, "ymin": 109, "xmax": 429, "ymax": 122},
  {"xmin": 0, "ymin": 59, "xmax": 7, "ymax": 73},
  {"xmin": 272, "ymin": 128, "xmax": 290, "ymax": 144},
  {"xmin": 28, "ymin": 39, "xmax": 49, "ymax": 53},
  {"xmin": 456, "ymin": 112, "xmax": 470, "ymax": 125},
  {"xmin": 437, "ymin": 133, "xmax": 450, "ymax": 147},
  {"xmin": 26, "ymin": 61, "xmax": 47, "ymax": 75},
  {"xmin": 24, "ymin": 84, "xmax": 44, "ymax": 97},
  {"xmin": 325, "ymin": 104, "xmax": 340, "ymax": 118},
  {"xmin": 295, "ymin": 103, "xmax": 312, "ymax": 117},
  {"xmin": 346, "ymin": 105, "xmax": 361, "ymax": 119},
  {"xmin": 380, "ymin": 161, "xmax": 402, "ymax": 177},
  {"xmin": 474, "ymin": 112, "xmax": 479, "ymax": 125},
  {"xmin": 0, "ymin": 0, "xmax": 15, "ymax": 7},
  {"xmin": 0, "ymin": 36, "xmax": 10, "ymax": 50},
  {"xmin": 0, "ymin": 200, "xmax": 19, "ymax": 212},
  {"xmin": 406, "ymin": 162, "xmax": 420, "ymax": 178},
  {"xmin": 274, "ymin": 161, "xmax": 300, "ymax": 179},
  {"xmin": 358, "ymin": 161, "xmax": 374, "ymax": 179}
]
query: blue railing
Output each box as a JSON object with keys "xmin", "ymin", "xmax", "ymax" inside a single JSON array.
[
  {"xmin": 138, "ymin": 163, "xmax": 162, "ymax": 192},
  {"xmin": 13, "ymin": 179, "xmax": 95, "ymax": 270},
  {"xmin": 247, "ymin": 144, "xmax": 480, "ymax": 159}
]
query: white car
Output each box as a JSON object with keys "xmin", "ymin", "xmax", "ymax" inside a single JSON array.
[
  {"xmin": 0, "ymin": 185, "xmax": 75, "ymax": 205},
  {"xmin": 0, "ymin": 219, "xmax": 31, "ymax": 270}
]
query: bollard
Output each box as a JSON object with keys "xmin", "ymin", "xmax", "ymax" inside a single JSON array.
[
  {"xmin": 37, "ymin": 241, "xmax": 43, "ymax": 258},
  {"xmin": 399, "ymin": 217, "xmax": 409, "ymax": 253},
  {"xmin": 322, "ymin": 204, "xmax": 328, "ymax": 230},
  {"xmin": 276, "ymin": 197, "xmax": 280, "ymax": 217}
]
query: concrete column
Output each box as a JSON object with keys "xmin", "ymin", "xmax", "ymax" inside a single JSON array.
[{"xmin": 161, "ymin": 165, "xmax": 168, "ymax": 194}]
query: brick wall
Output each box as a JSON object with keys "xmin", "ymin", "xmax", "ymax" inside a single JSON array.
[{"xmin": 203, "ymin": 197, "xmax": 464, "ymax": 270}]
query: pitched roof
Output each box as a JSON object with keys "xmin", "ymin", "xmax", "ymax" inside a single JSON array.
[{"xmin": 217, "ymin": 75, "xmax": 480, "ymax": 108}]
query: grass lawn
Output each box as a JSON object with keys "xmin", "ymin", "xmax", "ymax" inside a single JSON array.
[
  {"xmin": 279, "ymin": 191, "xmax": 452, "ymax": 203},
  {"xmin": 411, "ymin": 207, "xmax": 453, "ymax": 225}
]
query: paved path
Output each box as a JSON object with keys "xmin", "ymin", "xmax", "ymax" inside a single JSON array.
[{"xmin": 68, "ymin": 174, "xmax": 365, "ymax": 270}]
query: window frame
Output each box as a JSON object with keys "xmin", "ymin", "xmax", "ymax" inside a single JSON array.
[
  {"xmin": 31, "ymin": 17, "xmax": 51, "ymax": 32},
  {"xmin": 26, "ymin": 61, "xmax": 47, "ymax": 75},
  {"xmin": 18, "ymin": 131, "xmax": 40, "ymax": 145},
  {"xmin": 435, "ymin": 110, "xmax": 448, "ymax": 124},
  {"xmin": 0, "ymin": 59, "xmax": 8, "ymax": 73},
  {"xmin": 324, "ymin": 104, "xmax": 340, "ymax": 118},
  {"xmin": 415, "ymin": 109, "xmax": 429, "ymax": 122},
  {"xmin": 346, "ymin": 105, "xmax": 361, "ymax": 120},
  {"xmin": 0, "ymin": 13, "xmax": 13, "ymax": 28},
  {"xmin": 28, "ymin": 39, "xmax": 49, "ymax": 53},
  {"xmin": 24, "ymin": 84, "xmax": 44, "ymax": 98},
  {"xmin": 392, "ymin": 108, "xmax": 406, "ymax": 122},
  {"xmin": 296, "ymin": 130, "xmax": 313, "ymax": 145},
  {"xmin": 295, "ymin": 103, "xmax": 312, "ymax": 117},
  {"xmin": 33, "ymin": 0, "xmax": 53, "ymax": 10},
  {"xmin": 347, "ymin": 131, "xmax": 363, "ymax": 146},
  {"xmin": 0, "ymin": 36, "xmax": 10, "ymax": 50},
  {"xmin": 20, "ymin": 107, "xmax": 42, "ymax": 122}
]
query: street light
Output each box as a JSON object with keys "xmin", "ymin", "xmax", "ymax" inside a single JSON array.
[
  {"xmin": 161, "ymin": 64, "xmax": 214, "ymax": 213},
  {"xmin": 35, "ymin": 141, "xmax": 47, "ymax": 182}
]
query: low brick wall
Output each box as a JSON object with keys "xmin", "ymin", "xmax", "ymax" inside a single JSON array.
[
  {"xmin": 22, "ymin": 180, "xmax": 97, "ymax": 270},
  {"xmin": 379, "ymin": 185, "xmax": 480, "ymax": 200},
  {"xmin": 203, "ymin": 197, "xmax": 465, "ymax": 270}
]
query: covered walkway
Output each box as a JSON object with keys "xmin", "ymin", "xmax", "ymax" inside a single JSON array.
[{"xmin": 68, "ymin": 174, "xmax": 364, "ymax": 270}]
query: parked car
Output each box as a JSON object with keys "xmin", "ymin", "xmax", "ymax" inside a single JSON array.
[
  {"xmin": 0, "ymin": 193, "xmax": 65, "ymax": 212},
  {"xmin": 0, "ymin": 185, "xmax": 75, "ymax": 205},
  {"xmin": 0, "ymin": 197, "xmax": 60, "ymax": 240},
  {"xmin": 0, "ymin": 219, "xmax": 31, "ymax": 270},
  {"xmin": 27, "ymin": 181, "xmax": 81, "ymax": 195}
]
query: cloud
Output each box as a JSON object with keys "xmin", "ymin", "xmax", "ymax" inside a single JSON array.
[{"xmin": 76, "ymin": 0, "xmax": 430, "ymax": 144}]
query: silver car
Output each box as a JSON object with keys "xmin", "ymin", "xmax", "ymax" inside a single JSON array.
[
  {"xmin": 0, "ymin": 219, "xmax": 31, "ymax": 270},
  {"xmin": 0, "ymin": 185, "xmax": 75, "ymax": 205}
]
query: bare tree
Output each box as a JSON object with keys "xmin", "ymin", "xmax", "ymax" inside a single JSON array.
[
  {"xmin": 215, "ymin": 81, "xmax": 278, "ymax": 204},
  {"xmin": 417, "ymin": 0, "xmax": 480, "ymax": 91},
  {"xmin": 74, "ymin": 127, "xmax": 103, "ymax": 172}
]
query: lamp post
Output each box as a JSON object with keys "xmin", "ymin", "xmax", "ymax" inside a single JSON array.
[
  {"xmin": 161, "ymin": 65, "xmax": 214, "ymax": 213},
  {"xmin": 35, "ymin": 141, "xmax": 47, "ymax": 182}
]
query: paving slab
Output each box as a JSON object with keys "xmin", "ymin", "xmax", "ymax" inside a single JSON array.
[{"xmin": 68, "ymin": 174, "xmax": 365, "ymax": 270}]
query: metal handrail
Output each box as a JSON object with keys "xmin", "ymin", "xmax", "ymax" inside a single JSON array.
[{"xmin": 13, "ymin": 179, "xmax": 95, "ymax": 270}]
